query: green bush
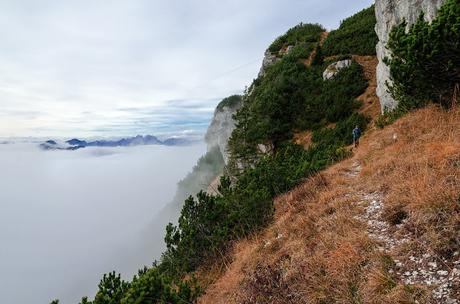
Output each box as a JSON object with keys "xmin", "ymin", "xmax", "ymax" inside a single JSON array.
[
  {"xmin": 78, "ymin": 268, "xmax": 201, "ymax": 304},
  {"xmin": 375, "ymin": 107, "xmax": 407, "ymax": 129},
  {"xmin": 269, "ymin": 23, "xmax": 324, "ymax": 53},
  {"xmin": 386, "ymin": 0, "xmax": 460, "ymax": 109},
  {"xmin": 121, "ymin": 268, "xmax": 201, "ymax": 304},
  {"xmin": 312, "ymin": 113, "xmax": 370, "ymax": 147},
  {"xmin": 311, "ymin": 45, "xmax": 324, "ymax": 66},
  {"xmin": 320, "ymin": 62, "xmax": 368, "ymax": 122},
  {"xmin": 162, "ymin": 141, "xmax": 353, "ymax": 275},
  {"xmin": 322, "ymin": 5, "xmax": 378, "ymax": 56}
]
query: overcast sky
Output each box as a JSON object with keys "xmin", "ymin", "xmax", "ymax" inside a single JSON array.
[{"xmin": 0, "ymin": 0, "xmax": 374, "ymax": 138}]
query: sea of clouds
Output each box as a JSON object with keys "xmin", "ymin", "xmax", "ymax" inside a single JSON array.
[{"xmin": 0, "ymin": 142, "xmax": 206, "ymax": 304}]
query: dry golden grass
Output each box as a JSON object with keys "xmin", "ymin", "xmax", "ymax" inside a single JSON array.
[
  {"xmin": 360, "ymin": 106, "xmax": 460, "ymax": 259},
  {"xmin": 197, "ymin": 105, "xmax": 460, "ymax": 303},
  {"xmin": 292, "ymin": 131, "xmax": 313, "ymax": 149}
]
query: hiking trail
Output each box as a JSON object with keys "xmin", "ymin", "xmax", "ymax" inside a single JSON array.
[{"xmin": 344, "ymin": 159, "xmax": 460, "ymax": 303}]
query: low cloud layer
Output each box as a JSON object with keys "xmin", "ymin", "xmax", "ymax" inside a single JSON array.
[
  {"xmin": 0, "ymin": 0, "xmax": 373, "ymax": 138},
  {"xmin": 0, "ymin": 143, "xmax": 206, "ymax": 303}
]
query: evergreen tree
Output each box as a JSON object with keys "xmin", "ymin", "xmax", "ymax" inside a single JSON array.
[{"xmin": 92, "ymin": 272, "xmax": 130, "ymax": 304}]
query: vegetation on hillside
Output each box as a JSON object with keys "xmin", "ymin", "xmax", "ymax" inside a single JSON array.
[
  {"xmin": 77, "ymin": 268, "xmax": 201, "ymax": 304},
  {"xmin": 322, "ymin": 5, "xmax": 378, "ymax": 56},
  {"xmin": 268, "ymin": 23, "xmax": 324, "ymax": 54},
  {"xmin": 162, "ymin": 22, "xmax": 370, "ymax": 277},
  {"xmin": 386, "ymin": 0, "xmax": 460, "ymax": 110},
  {"xmin": 228, "ymin": 55, "xmax": 368, "ymax": 167}
]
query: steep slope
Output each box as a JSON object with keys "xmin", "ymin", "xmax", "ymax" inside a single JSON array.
[{"xmin": 198, "ymin": 105, "xmax": 460, "ymax": 304}]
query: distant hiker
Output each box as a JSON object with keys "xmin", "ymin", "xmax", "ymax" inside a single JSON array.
[{"xmin": 352, "ymin": 126, "xmax": 361, "ymax": 148}]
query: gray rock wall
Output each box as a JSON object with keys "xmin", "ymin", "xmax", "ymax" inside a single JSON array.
[
  {"xmin": 205, "ymin": 103, "xmax": 241, "ymax": 164},
  {"xmin": 258, "ymin": 49, "xmax": 279, "ymax": 77},
  {"xmin": 375, "ymin": 0, "xmax": 445, "ymax": 111}
]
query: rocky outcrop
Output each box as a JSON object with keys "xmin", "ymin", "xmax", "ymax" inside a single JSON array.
[
  {"xmin": 205, "ymin": 96, "xmax": 242, "ymax": 164},
  {"xmin": 258, "ymin": 50, "xmax": 279, "ymax": 77},
  {"xmin": 375, "ymin": 0, "xmax": 446, "ymax": 111},
  {"xmin": 323, "ymin": 59, "xmax": 353, "ymax": 80}
]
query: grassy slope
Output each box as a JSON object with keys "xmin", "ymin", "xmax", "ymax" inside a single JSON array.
[{"xmin": 198, "ymin": 105, "xmax": 460, "ymax": 304}]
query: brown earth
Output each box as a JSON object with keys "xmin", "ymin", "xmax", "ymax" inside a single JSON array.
[{"xmin": 353, "ymin": 55, "xmax": 381, "ymax": 120}]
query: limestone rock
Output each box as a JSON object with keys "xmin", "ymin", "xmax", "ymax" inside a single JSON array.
[
  {"xmin": 205, "ymin": 99, "xmax": 242, "ymax": 164},
  {"xmin": 323, "ymin": 59, "xmax": 352, "ymax": 80},
  {"xmin": 257, "ymin": 142, "xmax": 274, "ymax": 154},
  {"xmin": 258, "ymin": 49, "xmax": 279, "ymax": 77}
]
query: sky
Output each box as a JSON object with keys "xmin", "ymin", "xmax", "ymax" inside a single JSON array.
[{"xmin": 0, "ymin": 0, "xmax": 374, "ymax": 138}]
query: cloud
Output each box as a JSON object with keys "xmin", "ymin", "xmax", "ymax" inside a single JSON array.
[
  {"xmin": 0, "ymin": 142, "xmax": 207, "ymax": 303},
  {"xmin": 0, "ymin": 0, "xmax": 374, "ymax": 138}
]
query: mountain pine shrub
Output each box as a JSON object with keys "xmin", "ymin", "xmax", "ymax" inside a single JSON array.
[
  {"xmin": 386, "ymin": 0, "xmax": 460, "ymax": 109},
  {"xmin": 268, "ymin": 23, "xmax": 324, "ymax": 53},
  {"xmin": 322, "ymin": 5, "xmax": 378, "ymax": 56}
]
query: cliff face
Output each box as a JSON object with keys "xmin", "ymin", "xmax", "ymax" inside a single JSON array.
[
  {"xmin": 375, "ymin": 0, "xmax": 445, "ymax": 111},
  {"xmin": 205, "ymin": 96, "xmax": 242, "ymax": 164},
  {"xmin": 258, "ymin": 50, "xmax": 279, "ymax": 77}
]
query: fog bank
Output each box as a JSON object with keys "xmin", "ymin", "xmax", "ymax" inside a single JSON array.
[{"xmin": 0, "ymin": 143, "xmax": 206, "ymax": 304}]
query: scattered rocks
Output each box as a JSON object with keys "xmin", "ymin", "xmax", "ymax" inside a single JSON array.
[
  {"xmin": 345, "ymin": 161, "xmax": 361, "ymax": 177},
  {"xmin": 397, "ymin": 252, "xmax": 460, "ymax": 303},
  {"xmin": 356, "ymin": 191, "xmax": 409, "ymax": 252},
  {"xmin": 347, "ymin": 160, "xmax": 460, "ymax": 303}
]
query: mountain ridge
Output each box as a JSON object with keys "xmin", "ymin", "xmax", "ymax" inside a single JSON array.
[{"xmin": 39, "ymin": 134, "xmax": 196, "ymax": 151}]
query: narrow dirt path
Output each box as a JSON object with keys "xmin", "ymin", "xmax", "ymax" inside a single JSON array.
[{"xmin": 344, "ymin": 159, "xmax": 460, "ymax": 304}]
